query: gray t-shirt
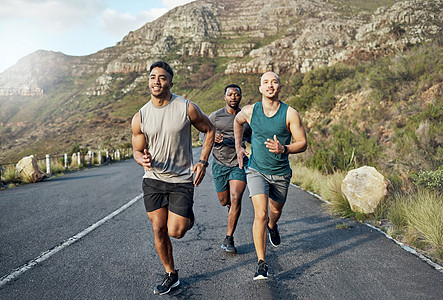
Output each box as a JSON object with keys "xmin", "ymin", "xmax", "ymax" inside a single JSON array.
[
  {"xmin": 208, "ymin": 107, "xmax": 251, "ymax": 167},
  {"xmin": 139, "ymin": 94, "xmax": 193, "ymax": 183}
]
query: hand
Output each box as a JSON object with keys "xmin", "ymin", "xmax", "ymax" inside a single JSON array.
[
  {"xmin": 214, "ymin": 133, "xmax": 223, "ymax": 143},
  {"xmin": 265, "ymin": 135, "xmax": 284, "ymax": 154},
  {"xmin": 236, "ymin": 148, "xmax": 249, "ymax": 169},
  {"xmin": 142, "ymin": 149, "xmax": 152, "ymax": 171},
  {"xmin": 192, "ymin": 161, "xmax": 206, "ymax": 186}
]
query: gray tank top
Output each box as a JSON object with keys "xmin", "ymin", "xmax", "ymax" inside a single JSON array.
[{"xmin": 139, "ymin": 94, "xmax": 193, "ymax": 183}]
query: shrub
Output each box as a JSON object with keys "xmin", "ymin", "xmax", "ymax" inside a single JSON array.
[
  {"xmin": 307, "ymin": 124, "xmax": 381, "ymax": 174},
  {"xmin": 296, "ymin": 64, "xmax": 356, "ymax": 112},
  {"xmin": 411, "ymin": 169, "xmax": 443, "ymax": 192}
]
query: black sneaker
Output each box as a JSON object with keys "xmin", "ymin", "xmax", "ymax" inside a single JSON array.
[
  {"xmin": 267, "ymin": 222, "xmax": 280, "ymax": 247},
  {"xmin": 253, "ymin": 260, "xmax": 268, "ymax": 280},
  {"xmin": 153, "ymin": 270, "xmax": 180, "ymax": 295},
  {"xmin": 221, "ymin": 236, "xmax": 237, "ymax": 254}
]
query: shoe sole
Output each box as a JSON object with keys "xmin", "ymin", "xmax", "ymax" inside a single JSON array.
[
  {"xmin": 268, "ymin": 232, "xmax": 280, "ymax": 248},
  {"xmin": 253, "ymin": 275, "xmax": 268, "ymax": 280},
  {"xmin": 153, "ymin": 280, "xmax": 180, "ymax": 295},
  {"xmin": 221, "ymin": 244, "xmax": 237, "ymax": 254}
]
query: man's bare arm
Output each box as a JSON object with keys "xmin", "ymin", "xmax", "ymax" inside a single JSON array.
[
  {"xmin": 131, "ymin": 112, "xmax": 151, "ymax": 171},
  {"xmin": 286, "ymin": 107, "xmax": 307, "ymax": 154},
  {"xmin": 189, "ymin": 102, "xmax": 215, "ymax": 186},
  {"xmin": 234, "ymin": 104, "xmax": 253, "ymax": 169}
]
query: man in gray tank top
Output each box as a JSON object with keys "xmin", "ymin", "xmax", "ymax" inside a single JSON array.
[
  {"xmin": 234, "ymin": 72, "xmax": 307, "ymax": 280},
  {"xmin": 132, "ymin": 61, "xmax": 215, "ymax": 295},
  {"xmin": 205, "ymin": 84, "xmax": 251, "ymax": 254}
]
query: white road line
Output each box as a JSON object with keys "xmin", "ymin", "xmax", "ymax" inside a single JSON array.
[
  {"xmin": 291, "ymin": 183, "xmax": 443, "ymax": 274},
  {"xmin": 0, "ymin": 193, "xmax": 143, "ymax": 289}
]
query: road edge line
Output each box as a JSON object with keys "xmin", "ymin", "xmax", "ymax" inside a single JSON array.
[
  {"xmin": 290, "ymin": 183, "xmax": 443, "ymax": 274},
  {"xmin": 0, "ymin": 193, "xmax": 143, "ymax": 289}
]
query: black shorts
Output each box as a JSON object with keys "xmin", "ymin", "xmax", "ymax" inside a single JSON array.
[{"xmin": 142, "ymin": 178, "xmax": 194, "ymax": 219}]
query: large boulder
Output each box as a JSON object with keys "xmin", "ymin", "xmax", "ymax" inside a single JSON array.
[
  {"xmin": 16, "ymin": 155, "xmax": 46, "ymax": 183},
  {"xmin": 341, "ymin": 166, "xmax": 389, "ymax": 214}
]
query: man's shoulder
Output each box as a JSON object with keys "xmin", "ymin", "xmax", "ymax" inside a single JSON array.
[
  {"xmin": 242, "ymin": 103, "xmax": 256, "ymax": 113},
  {"xmin": 212, "ymin": 107, "xmax": 227, "ymax": 116},
  {"xmin": 171, "ymin": 93, "xmax": 189, "ymax": 104}
]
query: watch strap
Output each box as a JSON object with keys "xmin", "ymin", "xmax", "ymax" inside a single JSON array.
[{"xmin": 199, "ymin": 160, "xmax": 209, "ymax": 167}]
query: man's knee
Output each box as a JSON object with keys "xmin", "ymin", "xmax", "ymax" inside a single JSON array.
[
  {"xmin": 151, "ymin": 223, "xmax": 168, "ymax": 238},
  {"xmin": 254, "ymin": 210, "xmax": 268, "ymax": 223},
  {"xmin": 168, "ymin": 227, "xmax": 187, "ymax": 239},
  {"xmin": 217, "ymin": 189, "xmax": 230, "ymax": 206}
]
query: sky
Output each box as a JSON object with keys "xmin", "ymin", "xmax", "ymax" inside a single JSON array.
[{"xmin": 0, "ymin": 0, "xmax": 194, "ymax": 73}]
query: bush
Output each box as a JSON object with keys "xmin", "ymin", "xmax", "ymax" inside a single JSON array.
[
  {"xmin": 295, "ymin": 64, "xmax": 356, "ymax": 112},
  {"xmin": 307, "ymin": 124, "xmax": 381, "ymax": 174},
  {"xmin": 411, "ymin": 169, "xmax": 443, "ymax": 192}
]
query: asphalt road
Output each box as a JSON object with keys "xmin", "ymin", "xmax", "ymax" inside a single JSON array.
[{"xmin": 1, "ymin": 148, "xmax": 442, "ymax": 299}]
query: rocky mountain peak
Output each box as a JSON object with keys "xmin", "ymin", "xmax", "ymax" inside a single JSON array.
[{"xmin": 0, "ymin": 0, "xmax": 441, "ymax": 97}]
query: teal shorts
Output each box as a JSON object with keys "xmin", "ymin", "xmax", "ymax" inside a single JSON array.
[{"xmin": 212, "ymin": 161, "xmax": 247, "ymax": 193}]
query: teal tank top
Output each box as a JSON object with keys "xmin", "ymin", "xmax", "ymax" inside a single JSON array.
[{"xmin": 249, "ymin": 101, "xmax": 292, "ymax": 175}]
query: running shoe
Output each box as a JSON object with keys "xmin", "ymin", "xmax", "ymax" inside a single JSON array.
[
  {"xmin": 221, "ymin": 236, "xmax": 237, "ymax": 254},
  {"xmin": 253, "ymin": 260, "xmax": 268, "ymax": 280},
  {"xmin": 267, "ymin": 222, "xmax": 280, "ymax": 247},
  {"xmin": 153, "ymin": 270, "xmax": 180, "ymax": 295}
]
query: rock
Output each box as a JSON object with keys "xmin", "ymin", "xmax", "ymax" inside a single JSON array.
[
  {"xmin": 16, "ymin": 155, "xmax": 46, "ymax": 183},
  {"xmin": 341, "ymin": 166, "xmax": 389, "ymax": 214}
]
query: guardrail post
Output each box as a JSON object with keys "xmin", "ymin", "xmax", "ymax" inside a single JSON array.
[
  {"xmin": 64, "ymin": 153, "xmax": 68, "ymax": 170},
  {"xmin": 0, "ymin": 165, "xmax": 3, "ymax": 186},
  {"xmin": 77, "ymin": 152, "xmax": 81, "ymax": 166},
  {"xmin": 88, "ymin": 151, "xmax": 92, "ymax": 165},
  {"xmin": 46, "ymin": 154, "xmax": 51, "ymax": 176}
]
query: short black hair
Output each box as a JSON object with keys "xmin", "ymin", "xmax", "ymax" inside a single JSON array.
[
  {"xmin": 150, "ymin": 61, "xmax": 174, "ymax": 81},
  {"xmin": 224, "ymin": 84, "xmax": 241, "ymax": 95}
]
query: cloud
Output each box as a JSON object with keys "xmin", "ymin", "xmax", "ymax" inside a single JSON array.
[
  {"xmin": 99, "ymin": 8, "xmax": 168, "ymax": 38},
  {"xmin": 0, "ymin": 0, "xmax": 105, "ymax": 32}
]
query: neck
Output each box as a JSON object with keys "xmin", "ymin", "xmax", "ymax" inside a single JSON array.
[
  {"xmin": 151, "ymin": 92, "xmax": 172, "ymax": 106},
  {"xmin": 226, "ymin": 105, "xmax": 239, "ymax": 115},
  {"xmin": 262, "ymin": 96, "xmax": 280, "ymax": 106},
  {"xmin": 261, "ymin": 97, "xmax": 281, "ymax": 117}
]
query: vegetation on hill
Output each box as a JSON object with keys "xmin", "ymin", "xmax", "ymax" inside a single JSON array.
[{"xmin": 286, "ymin": 41, "xmax": 442, "ymax": 264}]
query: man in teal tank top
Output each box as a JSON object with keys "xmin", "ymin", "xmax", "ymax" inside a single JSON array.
[{"xmin": 234, "ymin": 71, "xmax": 307, "ymax": 280}]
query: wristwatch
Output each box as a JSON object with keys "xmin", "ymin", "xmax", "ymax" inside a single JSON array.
[
  {"xmin": 283, "ymin": 145, "xmax": 288, "ymax": 154},
  {"xmin": 199, "ymin": 160, "xmax": 209, "ymax": 167}
]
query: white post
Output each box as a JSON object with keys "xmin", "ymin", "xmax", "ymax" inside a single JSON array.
[
  {"xmin": 98, "ymin": 151, "xmax": 102, "ymax": 165},
  {"xmin": 46, "ymin": 154, "xmax": 51, "ymax": 176},
  {"xmin": 64, "ymin": 153, "xmax": 68, "ymax": 169},
  {"xmin": 77, "ymin": 152, "xmax": 81, "ymax": 166}
]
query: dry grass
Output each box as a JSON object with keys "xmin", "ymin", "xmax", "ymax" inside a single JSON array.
[
  {"xmin": 291, "ymin": 162, "xmax": 443, "ymax": 262},
  {"xmin": 392, "ymin": 190, "xmax": 443, "ymax": 249},
  {"xmin": 1, "ymin": 165, "xmax": 20, "ymax": 183}
]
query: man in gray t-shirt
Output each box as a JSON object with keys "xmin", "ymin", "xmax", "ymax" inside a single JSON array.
[{"xmin": 207, "ymin": 84, "xmax": 251, "ymax": 254}]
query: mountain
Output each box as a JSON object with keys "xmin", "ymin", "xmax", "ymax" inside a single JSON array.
[{"xmin": 0, "ymin": 0, "xmax": 441, "ymax": 164}]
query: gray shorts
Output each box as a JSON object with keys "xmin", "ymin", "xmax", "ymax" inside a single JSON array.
[{"xmin": 245, "ymin": 166, "xmax": 292, "ymax": 204}]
